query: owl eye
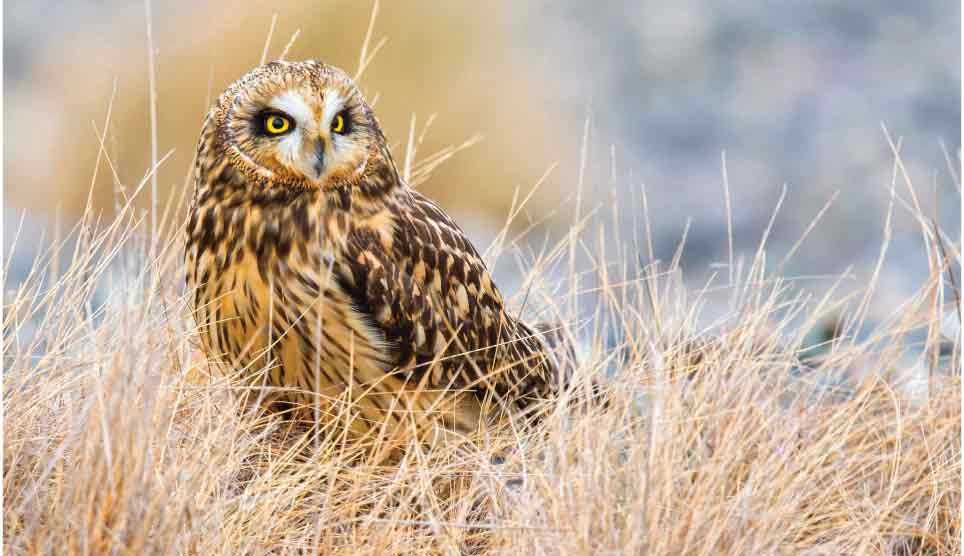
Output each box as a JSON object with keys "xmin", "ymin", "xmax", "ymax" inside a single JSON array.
[
  {"xmin": 332, "ymin": 111, "xmax": 349, "ymax": 135},
  {"xmin": 263, "ymin": 114, "xmax": 292, "ymax": 135}
]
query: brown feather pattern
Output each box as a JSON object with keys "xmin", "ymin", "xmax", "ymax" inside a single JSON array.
[{"xmin": 185, "ymin": 61, "xmax": 569, "ymax": 440}]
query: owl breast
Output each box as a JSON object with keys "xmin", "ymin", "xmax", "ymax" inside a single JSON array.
[
  {"xmin": 187, "ymin": 195, "xmax": 384, "ymax": 428},
  {"xmin": 186, "ymin": 194, "xmax": 483, "ymax": 440}
]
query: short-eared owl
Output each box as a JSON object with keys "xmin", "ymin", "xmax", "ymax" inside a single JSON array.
[{"xmin": 185, "ymin": 60, "xmax": 572, "ymax": 445}]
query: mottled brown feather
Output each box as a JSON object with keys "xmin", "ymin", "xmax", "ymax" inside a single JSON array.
[{"xmin": 185, "ymin": 60, "xmax": 570, "ymax": 441}]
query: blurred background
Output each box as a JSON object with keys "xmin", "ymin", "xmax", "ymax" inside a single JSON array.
[{"xmin": 4, "ymin": 0, "xmax": 961, "ymax": 327}]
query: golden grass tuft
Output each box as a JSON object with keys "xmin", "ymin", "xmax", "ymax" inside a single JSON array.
[{"xmin": 3, "ymin": 146, "xmax": 960, "ymax": 554}]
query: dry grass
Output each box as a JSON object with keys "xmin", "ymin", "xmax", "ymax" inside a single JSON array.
[
  {"xmin": 4, "ymin": 12, "xmax": 961, "ymax": 554},
  {"xmin": 3, "ymin": 143, "xmax": 960, "ymax": 555}
]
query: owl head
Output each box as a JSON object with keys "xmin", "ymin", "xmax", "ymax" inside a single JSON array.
[{"xmin": 203, "ymin": 60, "xmax": 396, "ymax": 194}]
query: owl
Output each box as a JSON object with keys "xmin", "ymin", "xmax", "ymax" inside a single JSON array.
[{"xmin": 185, "ymin": 60, "xmax": 573, "ymax": 448}]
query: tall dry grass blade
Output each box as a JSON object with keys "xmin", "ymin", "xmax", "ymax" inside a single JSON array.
[
  {"xmin": 939, "ymin": 140, "xmax": 961, "ymax": 193},
  {"xmin": 721, "ymin": 150, "xmax": 735, "ymax": 287},
  {"xmin": 278, "ymin": 29, "xmax": 301, "ymax": 61},
  {"xmin": 144, "ymin": 0, "xmax": 159, "ymax": 249},
  {"xmin": 403, "ymin": 113, "xmax": 416, "ymax": 183},
  {"xmin": 354, "ymin": 0, "xmax": 385, "ymax": 82},
  {"xmin": 775, "ymin": 190, "xmax": 840, "ymax": 275},
  {"xmin": 260, "ymin": 13, "xmax": 278, "ymax": 65}
]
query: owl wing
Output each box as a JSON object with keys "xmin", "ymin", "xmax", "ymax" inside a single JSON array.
[{"xmin": 335, "ymin": 189, "xmax": 553, "ymax": 401}]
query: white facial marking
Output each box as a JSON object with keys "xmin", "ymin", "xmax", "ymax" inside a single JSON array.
[
  {"xmin": 321, "ymin": 89, "xmax": 345, "ymax": 128},
  {"xmin": 268, "ymin": 91, "xmax": 313, "ymax": 126},
  {"xmin": 275, "ymin": 133, "xmax": 303, "ymax": 169},
  {"xmin": 267, "ymin": 91, "xmax": 318, "ymax": 180},
  {"xmin": 323, "ymin": 90, "xmax": 358, "ymax": 173}
]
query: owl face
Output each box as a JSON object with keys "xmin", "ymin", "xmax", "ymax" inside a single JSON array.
[{"xmin": 213, "ymin": 61, "xmax": 385, "ymax": 191}]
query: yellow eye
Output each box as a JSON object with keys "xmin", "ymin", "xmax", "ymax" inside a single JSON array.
[
  {"xmin": 332, "ymin": 113, "xmax": 346, "ymax": 134},
  {"xmin": 264, "ymin": 114, "xmax": 291, "ymax": 135}
]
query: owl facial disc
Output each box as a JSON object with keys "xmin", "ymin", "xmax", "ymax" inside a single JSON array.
[{"xmin": 212, "ymin": 60, "xmax": 384, "ymax": 192}]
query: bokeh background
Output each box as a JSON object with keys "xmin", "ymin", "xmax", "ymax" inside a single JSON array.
[{"xmin": 5, "ymin": 0, "xmax": 961, "ymax": 325}]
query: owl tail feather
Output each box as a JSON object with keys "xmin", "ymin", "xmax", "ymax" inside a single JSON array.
[
  {"xmin": 531, "ymin": 321, "xmax": 579, "ymax": 389},
  {"xmin": 531, "ymin": 321, "xmax": 613, "ymax": 409}
]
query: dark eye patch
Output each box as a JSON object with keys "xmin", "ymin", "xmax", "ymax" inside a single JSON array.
[
  {"xmin": 332, "ymin": 109, "xmax": 353, "ymax": 135},
  {"xmin": 255, "ymin": 110, "xmax": 295, "ymax": 137}
]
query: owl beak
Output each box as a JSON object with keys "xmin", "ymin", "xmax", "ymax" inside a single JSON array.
[{"xmin": 312, "ymin": 138, "xmax": 326, "ymax": 178}]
